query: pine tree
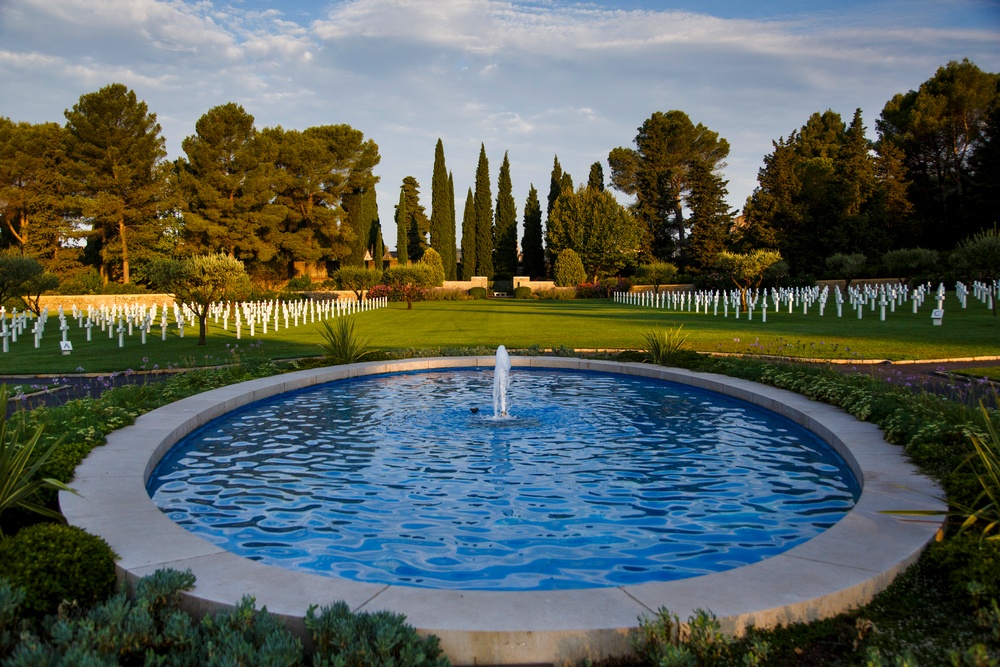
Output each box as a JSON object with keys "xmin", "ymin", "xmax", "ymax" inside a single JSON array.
[
  {"xmin": 460, "ymin": 188, "xmax": 476, "ymax": 278},
  {"xmin": 493, "ymin": 152, "xmax": 518, "ymax": 279},
  {"xmin": 395, "ymin": 185, "xmax": 408, "ymax": 265},
  {"xmin": 521, "ymin": 185, "xmax": 545, "ymax": 278},
  {"xmin": 474, "ymin": 144, "xmax": 493, "ymax": 277},
  {"xmin": 64, "ymin": 83, "xmax": 169, "ymax": 283}
]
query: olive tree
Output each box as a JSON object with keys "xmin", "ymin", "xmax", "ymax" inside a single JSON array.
[
  {"xmin": 952, "ymin": 226, "xmax": 1000, "ymax": 315},
  {"xmin": 334, "ymin": 266, "xmax": 383, "ymax": 302},
  {"xmin": 825, "ymin": 253, "xmax": 867, "ymax": 288},
  {"xmin": 882, "ymin": 248, "xmax": 938, "ymax": 288},
  {"xmin": 145, "ymin": 253, "xmax": 251, "ymax": 344},
  {"xmin": 716, "ymin": 249, "xmax": 782, "ymax": 309},
  {"xmin": 635, "ymin": 262, "xmax": 679, "ymax": 294},
  {"xmin": 0, "ymin": 252, "xmax": 57, "ymax": 312}
]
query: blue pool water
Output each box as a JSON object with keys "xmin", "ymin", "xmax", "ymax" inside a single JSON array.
[{"xmin": 147, "ymin": 368, "xmax": 860, "ymax": 591}]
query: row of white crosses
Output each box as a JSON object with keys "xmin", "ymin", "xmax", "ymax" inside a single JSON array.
[
  {"xmin": 0, "ymin": 296, "xmax": 388, "ymax": 353},
  {"xmin": 615, "ymin": 279, "xmax": 1000, "ymax": 323}
]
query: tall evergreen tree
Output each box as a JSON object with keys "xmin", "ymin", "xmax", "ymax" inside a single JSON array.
[
  {"xmin": 547, "ymin": 155, "xmax": 564, "ymax": 218},
  {"xmin": 609, "ymin": 110, "xmax": 730, "ymax": 267},
  {"xmin": 460, "ymin": 187, "xmax": 476, "ymax": 278},
  {"xmin": 474, "ymin": 144, "xmax": 493, "ymax": 277},
  {"xmin": 400, "ymin": 175, "xmax": 430, "ymax": 260},
  {"xmin": 0, "ymin": 119, "xmax": 76, "ymax": 271},
  {"xmin": 686, "ymin": 160, "xmax": 734, "ymax": 272},
  {"xmin": 521, "ymin": 185, "xmax": 545, "ymax": 278},
  {"xmin": 395, "ymin": 185, "xmax": 408, "ymax": 265},
  {"xmin": 446, "ymin": 172, "xmax": 457, "ymax": 279},
  {"xmin": 362, "ymin": 187, "xmax": 383, "ymax": 267},
  {"xmin": 64, "ymin": 83, "xmax": 169, "ymax": 283},
  {"xmin": 430, "ymin": 139, "xmax": 456, "ymax": 277},
  {"xmin": 176, "ymin": 103, "xmax": 284, "ymax": 269},
  {"xmin": 588, "ymin": 162, "xmax": 605, "ymax": 191},
  {"xmin": 493, "ymin": 152, "xmax": 518, "ymax": 279},
  {"xmin": 877, "ymin": 59, "xmax": 1000, "ymax": 245}
]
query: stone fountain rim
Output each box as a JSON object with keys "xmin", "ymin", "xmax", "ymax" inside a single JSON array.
[{"xmin": 62, "ymin": 356, "xmax": 945, "ymax": 666}]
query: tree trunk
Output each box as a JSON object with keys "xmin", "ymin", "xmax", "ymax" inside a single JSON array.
[{"xmin": 119, "ymin": 218, "xmax": 130, "ymax": 284}]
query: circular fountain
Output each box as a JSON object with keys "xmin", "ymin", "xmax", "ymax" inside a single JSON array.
[{"xmin": 63, "ymin": 356, "xmax": 945, "ymax": 666}]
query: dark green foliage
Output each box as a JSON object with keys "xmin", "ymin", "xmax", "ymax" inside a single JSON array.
[
  {"xmin": 64, "ymin": 83, "xmax": 169, "ymax": 284},
  {"xmin": 306, "ymin": 601, "xmax": 449, "ymax": 667},
  {"xmin": 474, "ymin": 144, "xmax": 493, "ymax": 278},
  {"xmin": 513, "ymin": 286, "xmax": 532, "ymax": 299},
  {"xmin": 0, "ymin": 524, "xmax": 117, "ymax": 618},
  {"xmin": 553, "ymin": 248, "xmax": 586, "ymax": 287},
  {"xmin": 493, "ymin": 152, "xmax": 518, "ymax": 280},
  {"xmin": 469, "ymin": 286, "xmax": 487, "ymax": 299},
  {"xmin": 588, "ymin": 161, "xmax": 605, "ymax": 191},
  {"xmin": 609, "ymin": 110, "xmax": 730, "ymax": 266},
  {"xmin": 459, "ymin": 188, "xmax": 476, "ymax": 279},
  {"xmin": 430, "ymin": 140, "xmax": 456, "ymax": 279},
  {"xmin": 925, "ymin": 533, "xmax": 1000, "ymax": 603},
  {"xmin": 521, "ymin": 185, "xmax": 545, "ymax": 279},
  {"xmin": 395, "ymin": 185, "xmax": 409, "ymax": 265},
  {"xmin": 685, "ymin": 161, "xmax": 734, "ymax": 272},
  {"xmin": 400, "ymin": 176, "xmax": 430, "ymax": 261}
]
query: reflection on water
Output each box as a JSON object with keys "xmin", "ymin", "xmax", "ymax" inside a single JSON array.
[{"xmin": 148, "ymin": 368, "xmax": 859, "ymax": 591}]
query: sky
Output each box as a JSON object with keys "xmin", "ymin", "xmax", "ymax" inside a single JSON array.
[{"xmin": 1, "ymin": 0, "xmax": 999, "ymax": 250}]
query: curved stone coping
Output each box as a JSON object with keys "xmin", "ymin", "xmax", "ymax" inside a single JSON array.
[{"xmin": 62, "ymin": 358, "xmax": 945, "ymax": 666}]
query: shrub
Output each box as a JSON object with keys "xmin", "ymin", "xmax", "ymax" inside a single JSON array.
[
  {"xmin": 286, "ymin": 275, "xmax": 312, "ymax": 291},
  {"xmin": 641, "ymin": 325, "xmax": 690, "ymax": 366},
  {"xmin": 533, "ymin": 287, "xmax": 576, "ymax": 300},
  {"xmin": 307, "ymin": 601, "xmax": 449, "ymax": 667},
  {"xmin": 553, "ymin": 249, "xmax": 586, "ymax": 287},
  {"xmin": 426, "ymin": 288, "xmax": 472, "ymax": 301},
  {"xmin": 469, "ymin": 286, "xmax": 487, "ymax": 300},
  {"xmin": 0, "ymin": 523, "xmax": 117, "ymax": 618},
  {"xmin": 318, "ymin": 317, "xmax": 373, "ymax": 365},
  {"xmin": 368, "ymin": 283, "xmax": 429, "ymax": 303},
  {"xmin": 418, "ymin": 248, "xmax": 447, "ymax": 286},
  {"xmin": 513, "ymin": 286, "xmax": 532, "ymax": 299},
  {"xmin": 574, "ymin": 282, "xmax": 605, "ymax": 299},
  {"xmin": 923, "ymin": 533, "xmax": 1000, "ymax": 603}
]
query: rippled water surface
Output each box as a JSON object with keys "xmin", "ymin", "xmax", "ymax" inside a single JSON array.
[{"xmin": 148, "ymin": 368, "xmax": 859, "ymax": 590}]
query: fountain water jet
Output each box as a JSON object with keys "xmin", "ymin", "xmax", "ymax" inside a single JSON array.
[{"xmin": 493, "ymin": 345, "xmax": 511, "ymax": 417}]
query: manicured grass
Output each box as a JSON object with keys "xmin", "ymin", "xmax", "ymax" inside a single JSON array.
[
  {"xmin": 1, "ymin": 297, "xmax": 997, "ymax": 374},
  {"xmin": 953, "ymin": 366, "xmax": 1000, "ymax": 382}
]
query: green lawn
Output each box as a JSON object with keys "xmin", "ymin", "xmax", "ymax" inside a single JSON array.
[{"xmin": 1, "ymin": 297, "xmax": 997, "ymax": 374}]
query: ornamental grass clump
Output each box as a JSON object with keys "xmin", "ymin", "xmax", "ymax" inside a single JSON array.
[
  {"xmin": 641, "ymin": 325, "xmax": 690, "ymax": 366},
  {"xmin": 318, "ymin": 317, "xmax": 374, "ymax": 365},
  {"xmin": 0, "ymin": 386, "xmax": 76, "ymax": 535}
]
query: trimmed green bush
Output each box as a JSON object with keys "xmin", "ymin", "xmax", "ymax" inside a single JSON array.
[
  {"xmin": 469, "ymin": 286, "xmax": 487, "ymax": 299},
  {"xmin": 0, "ymin": 523, "xmax": 117, "ymax": 618},
  {"xmin": 553, "ymin": 249, "xmax": 586, "ymax": 287},
  {"xmin": 513, "ymin": 286, "xmax": 532, "ymax": 299},
  {"xmin": 307, "ymin": 601, "xmax": 449, "ymax": 667}
]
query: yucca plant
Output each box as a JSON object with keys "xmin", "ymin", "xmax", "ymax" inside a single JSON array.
[
  {"xmin": 641, "ymin": 325, "xmax": 689, "ymax": 366},
  {"xmin": 0, "ymin": 386, "xmax": 76, "ymax": 536},
  {"xmin": 959, "ymin": 400, "xmax": 1000, "ymax": 539},
  {"xmin": 317, "ymin": 317, "xmax": 374, "ymax": 365}
]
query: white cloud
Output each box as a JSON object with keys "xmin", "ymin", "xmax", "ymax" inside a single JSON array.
[{"xmin": 0, "ymin": 0, "xmax": 998, "ymax": 249}]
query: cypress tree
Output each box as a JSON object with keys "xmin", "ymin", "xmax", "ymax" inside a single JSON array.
[
  {"xmin": 474, "ymin": 144, "xmax": 493, "ymax": 277},
  {"xmin": 686, "ymin": 160, "xmax": 734, "ymax": 272},
  {"xmin": 401, "ymin": 176, "xmax": 430, "ymax": 260},
  {"xmin": 588, "ymin": 161, "xmax": 605, "ymax": 191},
  {"xmin": 547, "ymin": 155, "xmax": 563, "ymax": 217},
  {"xmin": 430, "ymin": 139, "xmax": 455, "ymax": 275},
  {"xmin": 493, "ymin": 152, "xmax": 518, "ymax": 279},
  {"xmin": 460, "ymin": 187, "xmax": 476, "ymax": 278},
  {"xmin": 342, "ymin": 189, "xmax": 367, "ymax": 266},
  {"xmin": 521, "ymin": 184, "xmax": 545, "ymax": 278},
  {"xmin": 395, "ymin": 185, "xmax": 408, "ymax": 264},
  {"xmin": 363, "ymin": 187, "xmax": 383, "ymax": 267},
  {"xmin": 446, "ymin": 171, "xmax": 457, "ymax": 279}
]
